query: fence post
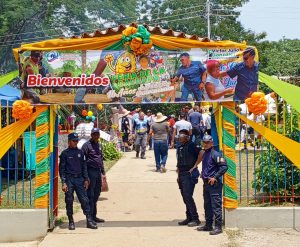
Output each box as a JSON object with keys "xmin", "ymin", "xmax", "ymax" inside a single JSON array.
[{"xmin": 222, "ymin": 102, "xmax": 238, "ymax": 209}]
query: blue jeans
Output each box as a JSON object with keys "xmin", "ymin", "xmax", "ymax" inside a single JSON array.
[
  {"xmin": 153, "ymin": 139, "xmax": 168, "ymax": 170},
  {"xmin": 87, "ymin": 167, "xmax": 102, "ymax": 219},
  {"xmin": 65, "ymin": 176, "xmax": 90, "ymax": 217},
  {"xmin": 203, "ymin": 181, "xmax": 223, "ymax": 227},
  {"xmin": 181, "ymin": 83, "xmax": 203, "ymax": 102},
  {"xmin": 178, "ymin": 171, "xmax": 199, "ymax": 221}
]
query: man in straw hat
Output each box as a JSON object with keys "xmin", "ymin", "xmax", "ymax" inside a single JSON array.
[{"xmin": 149, "ymin": 112, "xmax": 169, "ymax": 172}]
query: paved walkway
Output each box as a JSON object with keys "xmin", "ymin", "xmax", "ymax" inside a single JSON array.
[{"xmin": 38, "ymin": 149, "xmax": 228, "ymax": 247}]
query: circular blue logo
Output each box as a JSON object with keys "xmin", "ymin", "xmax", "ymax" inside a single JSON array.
[{"xmin": 46, "ymin": 51, "xmax": 60, "ymax": 62}]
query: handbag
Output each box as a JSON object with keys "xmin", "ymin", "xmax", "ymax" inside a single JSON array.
[
  {"xmin": 191, "ymin": 168, "xmax": 200, "ymax": 184},
  {"xmin": 101, "ymin": 176, "xmax": 109, "ymax": 192}
]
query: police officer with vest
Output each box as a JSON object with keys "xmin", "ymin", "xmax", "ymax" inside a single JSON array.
[
  {"xmin": 82, "ymin": 128, "xmax": 106, "ymax": 224},
  {"xmin": 59, "ymin": 133, "xmax": 97, "ymax": 230},
  {"xmin": 176, "ymin": 129, "xmax": 201, "ymax": 227},
  {"xmin": 197, "ymin": 135, "xmax": 228, "ymax": 235}
]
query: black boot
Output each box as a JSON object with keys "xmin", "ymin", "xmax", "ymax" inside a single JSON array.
[
  {"xmin": 68, "ymin": 216, "xmax": 75, "ymax": 230},
  {"xmin": 136, "ymin": 151, "xmax": 140, "ymax": 158},
  {"xmin": 178, "ymin": 218, "xmax": 192, "ymax": 226},
  {"xmin": 86, "ymin": 215, "xmax": 98, "ymax": 229},
  {"xmin": 209, "ymin": 227, "xmax": 223, "ymax": 235},
  {"xmin": 94, "ymin": 217, "xmax": 105, "ymax": 223},
  {"xmin": 187, "ymin": 220, "xmax": 201, "ymax": 227},
  {"xmin": 197, "ymin": 225, "xmax": 213, "ymax": 231}
]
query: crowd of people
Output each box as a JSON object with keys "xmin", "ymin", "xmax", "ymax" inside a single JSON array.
[{"xmin": 120, "ymin": 105, "xmax": 212, "ymax": 171}]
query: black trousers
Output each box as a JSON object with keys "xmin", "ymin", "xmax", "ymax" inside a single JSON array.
[
  {"xmin": 87, "ymin": 167, "xmax": 102, "ymax": 219},
  {"xmin": 65, "ymin": 177, "xmax": 90, "ymax": 217},
  {"xmin": 203, "ymin": 181, "xmax": 223, "ymax": 228},
  {"xmin": 178, "ymin": 171, "xmax": 199, "ymax": 221}
]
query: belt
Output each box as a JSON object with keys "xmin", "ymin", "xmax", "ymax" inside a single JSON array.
[
  {"xmin": 67, "ymin": 173, "xmax": 82, "ymax": 178},
  {"xmin": 178, "ymin": 167, "xmax": 193, "ymax": 173},
  {"xmin": 137, "ymin": 132, "xmax": 147, "ymax": 135}
]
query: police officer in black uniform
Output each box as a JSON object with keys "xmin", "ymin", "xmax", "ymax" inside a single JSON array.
[
  {"xmin": 59, "ymin": 133, "xmax": 97, "ymax": 230},
  {"xmin": 197, "ymin": 135, "xmax": 228, "ymax": 235},
  {"xmin": 177, "ymin": 129, "xmax": 201, "ymax": 227},
  {"xmin": 81, "ymin": 128, "xmax": 106, "ymax": 224}
]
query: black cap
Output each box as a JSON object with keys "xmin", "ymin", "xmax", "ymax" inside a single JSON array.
[
  {"xmin": 91, "ymin": 128, "xmax": 100, "ymax": 134},
  {"xmin": 179, "ymin": 52, "xmax": 190, "ymax": 58},
  {"xmin": 179, "ymin": 129, "xmax": 189, "ymax": 135},
  {"xmin": 147, "ymin": 109, "xmax": 152, "ymax": 113},
  {"xmin": 243, "ymin": 47, "xmax": 255, "ymax": 56},
  {"xmin": 68, "ymin": 133, "xmax": 79, "ymax": 141}
]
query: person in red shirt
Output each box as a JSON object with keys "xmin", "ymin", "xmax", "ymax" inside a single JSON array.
[{"xmin": 168, "ymin": 115, "xmax": 176, "ymax": 148}]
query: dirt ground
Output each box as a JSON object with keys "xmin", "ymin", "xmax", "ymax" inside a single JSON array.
[{"xmin": 225, "ymin": 228, "xmax": 300, "ymax": 247}]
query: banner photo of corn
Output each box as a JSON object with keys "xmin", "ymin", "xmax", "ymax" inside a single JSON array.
[{"xmin": 17, "ymin": 46, "xmax": 258, "ymax": 104}]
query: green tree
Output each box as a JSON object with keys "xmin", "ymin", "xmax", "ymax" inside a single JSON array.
[
  {"xmin": 138, "ymin": 0, "xmax": 266, "ymax": 43},
  {"xmin": 257, "ymin": 39, "xmax": 300, "ymax": 77},
  {"xmin": 0, "ymin": 0, "xmax": 138, "ymax": 74}
]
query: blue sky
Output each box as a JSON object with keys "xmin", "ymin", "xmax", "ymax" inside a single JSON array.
[{"xmin": 239, "ymin": 0, "xmax": 300, "ymax": 41}]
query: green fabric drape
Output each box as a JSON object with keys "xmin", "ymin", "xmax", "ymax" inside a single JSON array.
[
  {"xmin": 259, "ymin": 72, "xmax": 300, "ymax": 113},
  {"xmin": 0, "ymin": 70, "xmax": 19, "ymax": 88}
]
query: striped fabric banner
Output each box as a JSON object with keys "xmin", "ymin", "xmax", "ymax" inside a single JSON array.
[
  {"xmin": 222, "ymin": 103, "xmax": 238, "ymax": 208},
  {"xmin": 35, "ymin": 109, "xmax": 51, "ymax": 208}
]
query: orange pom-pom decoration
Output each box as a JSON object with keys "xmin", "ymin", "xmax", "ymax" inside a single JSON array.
[
  {"xmin": 245, "ymin": 92, "xmax": 268, "ymax": 115},
  {"xmin": 82, "ymin": 109, "xmax": 88, "ymax": 116},
  {"xmin": 12, "ymin": 100, "xmax": 33, "ymax": 120}
]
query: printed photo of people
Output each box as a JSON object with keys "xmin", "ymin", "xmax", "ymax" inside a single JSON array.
[
  {"xmin": 15, "ymin": 47, "xmax": 258, "ymax": 104},
  {"xmin": 171, "ymin": 47, "xmax": 258, "ymax": 102}
]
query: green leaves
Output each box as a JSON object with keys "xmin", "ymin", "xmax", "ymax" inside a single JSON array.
[
  {"xmin": 101, "ymin": 140, "xmax": 122, "ymax": 161},
  {"xmin": 258, "ymin": 39, "xmax": 300, "ymax": 78},
  {"xmin": 253, "ymin": 109, "xmax": 300, "ymax": 198}
]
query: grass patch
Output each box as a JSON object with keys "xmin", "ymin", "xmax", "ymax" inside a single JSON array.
[
  {"xmin": 235, "ymin": 150, "xmax": 300, "ymax": 207},
  {"xmin": 0, "ymin": 176, "xmax": 35, "ymax": 209},
  {"xmin": 0, "ymin": 159, "xmax": 119, "ymax": 212}
]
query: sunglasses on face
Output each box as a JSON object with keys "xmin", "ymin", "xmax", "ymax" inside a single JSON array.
[{"xmin": 243, "ymin": 55, "xmax": 254, "ymax": 61}]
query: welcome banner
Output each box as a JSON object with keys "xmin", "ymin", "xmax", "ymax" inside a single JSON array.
[{"xmin": 17, "ymin": 47, "xmax": 258, "ymax": 104}]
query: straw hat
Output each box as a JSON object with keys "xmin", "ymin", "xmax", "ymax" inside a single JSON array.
[
  {"xmin": 119, "ymin": 109, "xmax": 130, "ymax": 118},
  {"xmin": 154, "ymin": 112, "xmax": 167, "ymax": 123}
]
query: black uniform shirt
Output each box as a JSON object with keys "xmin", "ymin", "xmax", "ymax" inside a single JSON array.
[
  {"xmin": 81, "ymin": 140, "xmax": 105, "ymax": 175},
  {"xmin": 202, "ymin": 148, "xmax": 228, "ymax": 180},
  {"xmin": 59, "ymin": 147, "xmax": 88, "ymax": 184},
  {"xmin": 177, "ymin": 140, "xmax": 201, "ymax": 172}
]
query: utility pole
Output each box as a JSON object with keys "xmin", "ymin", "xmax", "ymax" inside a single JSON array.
[{"xmin": 206, "ymin": 0, "xmax": 211, "ymax": 39}]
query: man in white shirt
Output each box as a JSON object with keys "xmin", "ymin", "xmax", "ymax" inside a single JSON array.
[
  {"xmin": 146, "ymin": 109, "xmax": 155, "ymax": 150},
  {"xmin": 171, "ymin": 113, "xmax": 192, "ymax": 148},
  {"xmin": 248, "ymin": 113, "xmax": 265, "ymax": 148},
  {"xmin": 202, "ymin": 107, "xmax": 212, "ymax": 135}
]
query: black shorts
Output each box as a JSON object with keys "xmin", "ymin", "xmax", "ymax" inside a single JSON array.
[{"xmin": 122, "ymin": 133, "xmax": 129, "ymax": 142}]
